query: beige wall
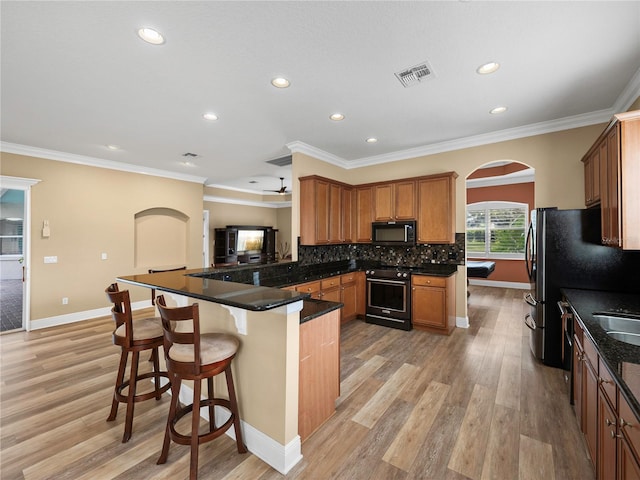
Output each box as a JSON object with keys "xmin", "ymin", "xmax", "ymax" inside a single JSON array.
[
  {"xmin": 291, "ymin": 122, "xmax": 607, "ymax": 321},
  {"xmin": 0, "ymin": 152, "xmax": 204, "ymax": 325}
]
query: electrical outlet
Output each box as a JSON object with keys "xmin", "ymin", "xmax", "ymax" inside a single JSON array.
[
  {"xmin": 101, "ymin": 252, "xmax": 108, "ymax": 260},
  {"xmin": 62, "ymin": 297, "xmax": 69, "ymax": 305}
]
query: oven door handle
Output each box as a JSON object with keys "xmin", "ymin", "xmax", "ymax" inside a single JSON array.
[
  {"xmin": 524, "ymin": 313, "xmax": 537, "ymax": 331},
  {"xmin": 366, "ymin": 278, "xmax": 408, "ymax": 285}
]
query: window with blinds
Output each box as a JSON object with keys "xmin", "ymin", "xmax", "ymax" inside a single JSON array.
[{"xmin": 466, "ymin": 201, "xmax": 527, "ymax": 259}]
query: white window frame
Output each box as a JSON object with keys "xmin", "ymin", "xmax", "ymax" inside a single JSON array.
[{"xmin": 466, "ymin": 201, "xmax": 528, "ymax": 260}]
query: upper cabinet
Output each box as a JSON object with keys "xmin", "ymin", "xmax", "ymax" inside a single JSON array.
[
  {"xmin": 583, "ymin": 110, "xmax": 640, "ymax": 250},
  {"xmin": 417, "ymin": 172, "xmax": 458, "ymax": 244},
  {"xmin": 300, "ymin": 172, "xmax": 457, "ymax": 246},
  {"xmin": 373, "ymin": 180, "xmax": 416, "ymax": 221}
]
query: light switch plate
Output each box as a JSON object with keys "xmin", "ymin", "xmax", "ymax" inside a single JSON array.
[{"xmin": 44, "ymin": 256, "xmax": 58, "ymax": 264}]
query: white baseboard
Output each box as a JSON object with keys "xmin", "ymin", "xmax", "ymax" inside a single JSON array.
[
  {"xmin": 177, "ymin": 383, "xmax": 302, "ymax": 475},
  {"xmin": 456, "ymin": 316, "xmax": 469, "ymax": 328},
  {"xmin": 29, "ymin": 300, "xmax": 153, "ymax": 330},
  {"xmin": 468, "ymin": 279, "xmax": 531, "ymax": 290}
]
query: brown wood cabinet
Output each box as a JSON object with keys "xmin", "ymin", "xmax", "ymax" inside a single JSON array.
[
  {"xmin": 300, "ymin": 176, "xmax": 355, "ymax": 246},
  {"xmin": 355, "ymin": 271, "xmax": 366, "ymax": 317},
  {"xmin": 298, "ymin": 308, "xmax": 340, "ymax": 441},
  {"xmin": 410, "ymin": 273, "xmax": 456, "ymax": 334},
  {"xmin": 582, "ymin": 110, "xmax": 640, "ymax": 249},
  {"xmin": 373, "ymin": 180, "xmax": 416, "ymax": 221},
  {"xmin": 417, "ymin": 172, "xmax": 458, "ymax": 244},
  {"xmin": 339, "ymin": 273, "xmax": 358, "ymax": 323},
  {"xmin": 583, "ymin": 147, "xmax": 601, "ymax": 207},
  {"xmin": 572, "ymin": 313, "xmax": 640, "ymax": 479},
  {"xmin": 355, "ymin": 186, "xmax": 374, "ymax": 243}
]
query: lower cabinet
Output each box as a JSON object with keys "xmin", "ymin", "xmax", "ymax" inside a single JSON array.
[
  {"xmin": 293, "ymin": 273, "xmax": 361, "ymax": 324},
  {"xmin": 298, "ymin": 308, "xmax": 340, "ymax": 441},
  {"xmin": 411, "ymin": 274, "xmax": 456, "ymax": 334},
  {"xmin": 340, "ymin": 273, "xmax": 358, "ymax": 323},
  {"xmin": 572, "ymin": 316, "xmax": 640, "ymax": 479}
]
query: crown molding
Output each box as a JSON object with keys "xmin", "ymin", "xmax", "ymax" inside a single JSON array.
[
  {"xmin": 346, "ymin": 109, "xmax": 614, "ymax": 169},
  {"xmin": 0, "ymin": 142, "xmax": 208, "ymax": 184},
  {"xmin": 203, "ymin": 195, "xmax": 291, "ymax": 209},
  {"xmin": 613, "ymin": 66, "xmax": 640, "ymax": 113},
  {"xmin": 286, "ymin": 141, "xmax": 347, "ymax": 168}
]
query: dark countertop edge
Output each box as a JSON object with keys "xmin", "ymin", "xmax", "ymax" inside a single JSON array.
[
  {"xmin": 562, "ymin": 288, "xmax": 640, "ymax": 419},
  {"xmin": 300, "ymin": 299, "xmax": 344, "ymax": 324},
  {"xmin": 117, "ymin": 276, "xmax": 309, "ymax": 312}
]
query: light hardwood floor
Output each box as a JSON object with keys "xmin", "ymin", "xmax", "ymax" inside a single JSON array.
[{"xmin": 0, "ymin": 286, "xmax": 595, "ymax": 479}]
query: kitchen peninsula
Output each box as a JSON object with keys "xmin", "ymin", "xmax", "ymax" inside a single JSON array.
[{"xmin": 117, "ymin": 268, "xmax": 338, "ymax": 474}]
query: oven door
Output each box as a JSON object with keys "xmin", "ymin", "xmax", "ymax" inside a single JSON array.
[{"xmin": 366, "ymin": 278, "xmax": 411, "ymax": 320}]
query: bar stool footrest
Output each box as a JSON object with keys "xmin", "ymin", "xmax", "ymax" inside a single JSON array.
[
  {"xmin": 114, "ymin": 371, "xmax": 171, "ymax": 404},
  {"xmin": 169, "ymin": 398, "xmax": 236, "ymax": 446}
]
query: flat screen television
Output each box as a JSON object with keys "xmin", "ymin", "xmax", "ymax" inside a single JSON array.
[{"xmin": 236, "ymin": 229, "xmax": 264, "ymax": 253}]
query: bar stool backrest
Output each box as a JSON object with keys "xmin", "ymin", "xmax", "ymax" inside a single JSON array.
[
  {"xmin": 105, "ymin": 283, "xmax": 134, "ymax": 347},
  {"xmin": 156, "ymin": 295, "xmax": 204, "ymax": 375}
]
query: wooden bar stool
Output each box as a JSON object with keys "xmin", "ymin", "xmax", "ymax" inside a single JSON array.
[
  {"xmin": 105, "ymin": 283, "xmax": 170, "ymax": 443},
  {"xmin": 155, "ymin": 295, "xmax": 247, "ymax": 480}
]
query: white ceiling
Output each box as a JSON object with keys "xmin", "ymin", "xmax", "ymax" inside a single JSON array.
[{"xmin": 2, "ymin": 1, "xmax": 639, "ymax": 195}]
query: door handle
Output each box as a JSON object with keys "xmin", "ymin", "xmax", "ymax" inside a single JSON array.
[{"xmin": 524, "ymin": 313, "xmax": 536, "ymax": 331}]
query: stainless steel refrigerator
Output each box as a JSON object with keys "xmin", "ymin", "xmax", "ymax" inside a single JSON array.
[{"xmin": 524, "ymin": 207, "xmax": 640, "ymax": 369}]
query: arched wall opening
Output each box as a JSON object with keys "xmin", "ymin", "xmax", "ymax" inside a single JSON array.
[
  {"xmin": 134, "ymin": 207, "xmax": 189, "ymax": 269},
  {"xmin": 465, "ymin": 160, "xmax": 535, "ymax": 289}
]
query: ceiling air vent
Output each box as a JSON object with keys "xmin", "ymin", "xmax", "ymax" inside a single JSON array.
[
  {"xmin": 266, "ymin": 155, "xmax": 292, "ymax": 167},
  {"xmin": 395, "ymin": 61, "xmax": 434, "ymax": 88}
]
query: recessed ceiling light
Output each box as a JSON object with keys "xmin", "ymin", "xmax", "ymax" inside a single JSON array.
[
  {"xmin": 180, "ymin": 161, "xmax": 196, "ymax": 167},
  {"xmin": 330, "ymin": 113, "xmax": 345, "ymax": 121},
  {"xmin": 477, "ymin": 62, "xmax": 500, "ymax": 75},
  {"xmin": 137, "ymin": 27, "xmax": 165, "ymax": 45},
  {"xmin": 203, "ymin": 112, "xmax": 218, "ymax": 121},
  {"xmin": 490, "ymin": 106, "xmax": 508, "ymax": 114},
  {"xmin": 106, "ymin": 144, "xmax": 120, "ymax": 150},
  {"xmin": 366, "ymin": 137, "xmax": 378, "ymax": 143},
  {"xmin": 271, "ymin": 77, "xmax": 290, "ymax": 88}
]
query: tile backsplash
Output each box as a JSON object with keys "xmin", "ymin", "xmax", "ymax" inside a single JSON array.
[{"xmin": 298, "ymin": 233, "xmax": 465, "ymax": 267}]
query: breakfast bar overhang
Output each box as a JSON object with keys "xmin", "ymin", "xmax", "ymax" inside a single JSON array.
[{"xmin": 117, "ymin": 269, "xmax": 312, "ymax": 475}]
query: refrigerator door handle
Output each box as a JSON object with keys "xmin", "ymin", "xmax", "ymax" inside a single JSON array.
[
  {"xmin": 524, "ymin": 313, "xmax": 536, "ymax": 331},
  {"xmin": 525, "ymin": 221, "xmax": 535, "ymax": 281},
  {"xmin": 524, "ymin": 292, "xmax": 539, "ymax": 307}
]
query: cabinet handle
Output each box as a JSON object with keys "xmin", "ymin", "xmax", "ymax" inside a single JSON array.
[
  {"xmin": 606, "ymin": 418, "xmax": 616, "ymax": 427},
  {"xmin": 599, "ymin": 378, "xmax": 613, "ymax": 385},
  {"xmin": 621, "ymin": 418, "xmax": 634, "ymax": 428}
]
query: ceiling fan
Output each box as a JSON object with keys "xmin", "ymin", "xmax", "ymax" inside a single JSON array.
[{"xmin": 265, "ymin": 177, "xmax": 290, "ymax": 195}]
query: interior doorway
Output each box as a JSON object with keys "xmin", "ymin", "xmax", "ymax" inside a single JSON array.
[{"xmin": 0, "ymin": 176, "xmax": 40, "ymax": 333}]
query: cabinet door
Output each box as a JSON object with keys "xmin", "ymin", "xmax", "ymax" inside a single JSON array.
[
  {"xmin": 340, "ymin": 281, "xmax": 357, "ymax": 323},
  {"xmin": 328, "ymin": 183, "xmax": 342, "ymax": 244},
  {"xmin": 356, "ymin": 186, "xmax": 373, "ymax": 243},
  {"xmin": 411, "ymin": 284, "xmax": 446, "ymax": 329},
  {"xmin": 394, "ymin": 181, "xmax": 416, "ymax": 220},
  {"xmin": 374, "ymin": 184, "xmax": 394, "ymax": 221},
  {"xmin": 417, "ymin": 174, "xmax": 456, "ymax": 244},
  {"xmin": 341, "ymin": 186, "xmax": 354, "ymax": 243},
  {"xmin": 300, "ymin": 178, "xmax": 330, "ymax": 245},
  {"xmin": 355, "ymin": 271, "xmax": 366, "ymax": 316},
  {"xmin": 602, "ymin": 127, "xmax": 620, "ymax": 246},
  {"xmin": 620, "ymin": 437, "xmax": 640, "ymax": 480},
  {"xmin": 598, "ymin": 388, "xmax": 617, "ymax": 480},
  {"xmin": 573, "ymin": 337, "xmax": 584, "ymax": 428},
  {"xmin": 584, "ymin": 358, "xmax": 598, "ymax": 467},
  {"xmin": 322, "ymin": 286, "xmax": 341, "ymax": 303}
]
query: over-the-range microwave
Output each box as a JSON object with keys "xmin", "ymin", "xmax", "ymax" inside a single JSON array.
[{"xmin": 371, "ymin": 220, "xmax": 416, "ymax": 246}]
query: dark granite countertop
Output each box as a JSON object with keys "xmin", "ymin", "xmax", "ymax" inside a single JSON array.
[
  {"xmin": 117, "ymin": 270, "xmax": 309, "ymax": 312},
  {"xmin": 562, "ymin": 288, "xmax": 640, "ymax": 418},
  {"xmin": 300, "ymin": 299, "xmax": 344, "ymax": 324}
]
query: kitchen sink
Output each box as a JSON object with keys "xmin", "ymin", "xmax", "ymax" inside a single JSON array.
[
  {"xmin": 606, "ymin": 332, "xmax": 640, "ymax": 347},
  {"xmin": 593, "ymin": 313, "xmax": 640, "ymax": 345}
]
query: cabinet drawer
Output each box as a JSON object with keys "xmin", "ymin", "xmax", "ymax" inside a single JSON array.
[
  {"xmin": 598, "ymin": 357, "xmax": 617, "ymax": 408},
  {"xmin": 321, "ymin": 277, "xmax": 341, "ymax": 290},
  {"xmin": 619, "ymin": 392, "xmax": 640, "ymax": 460},
  {"xmin": 411, "ymin": 275, "xmax": 445, "ymax": 287},
  {"xmin": 341, "ymin": 273, "xmax": 356, "ymax": 284},
  {"xmin": 295, "ymin": 281, "xmax": 321, "ymax": 294}
]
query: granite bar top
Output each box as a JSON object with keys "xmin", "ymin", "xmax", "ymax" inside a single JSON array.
[
  {"xmin": 562, "ymin": 288, "xmax": 640, "ymax": 418},
  {"xmin": 300, "ymin": 299, "xmax": 344, "ymax": 324},
  {"xmin": 117, "ymin": 270, "xmax": 309, "ymax": 312}
]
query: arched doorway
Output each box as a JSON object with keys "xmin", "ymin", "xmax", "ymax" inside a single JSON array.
[{"xmin": 465, "ymin": 161, "xmax": 535, "ymax": 298}]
